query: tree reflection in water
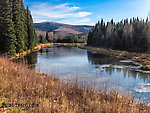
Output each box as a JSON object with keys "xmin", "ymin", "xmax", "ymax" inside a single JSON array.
[
  {"xmin": 24, "ymin": 52, "xmax": 38, "ymax": 69},
  {"xmin": 87, "ymin": 51, "xmax": 150, "ymax": 83}
]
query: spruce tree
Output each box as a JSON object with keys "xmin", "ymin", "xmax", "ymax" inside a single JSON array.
[
  {"xmin": 0, "ymin": 0, "xmax": 37, "ymax": 56},
  {"xmin": 12, "ymin": 0, "xmax": 27, "ymax": 53},
  {"xmin": 39, "ymin": 35, "xmax": 44, "ymax": 44},
  {"xmin": 46, "ymin": 32, "xmax": 49, "ymax": 42},
  {"xmin": 87, "ymin": 18, "xmax": 150, "ymax": 52},
  {"xmin": 0, "ymin": 0, "xmax": 17, "ymax": 56},
  {"xmin": 20, "ymin": 0, "xmax": 28, "ymax": 50},
  {"xmin": 26, "ymin": 7, "xmax": 37, "ymax": 49}
]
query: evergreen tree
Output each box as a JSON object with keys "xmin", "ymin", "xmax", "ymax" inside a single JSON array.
[
  {"xmin": 26, "ymin": 7, "xmax": 37, "ymax": 49},
  {"xmin": 0, "ymin": 0, "xmax": 17, "ymax": 56},
  {"xmin": 0, "ymin": 0, "xmax": 37, "ymax": 56},
  {"xmin": 12, "ymin": 0, "xmax": 27, "ymax": 53},
  {"xmin": 46, "ymin": 32, "xmax": 49, "ymax": 42},
  {"xmin": 20, "ymin": 0, "xmax": 28, "ymax": 50},
  {"xmin": 39, "ymin": 35, "xmax": 44, "ymax": 44},
  {"xmin": 87, "ymin": 18, "xmax": 150, "ymax": 52}
]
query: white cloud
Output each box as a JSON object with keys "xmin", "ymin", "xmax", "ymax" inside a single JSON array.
[
  {"xmin": 58, "ymin": 18, "xmax": 93, "ymax": 25},
  {"xmin": 53, "ymin": 3, "xmax": 70, "ymax": 9},
  {"xmin": 75, "ymin": 12, "xmax": 92, "ymax": 18},
  {"xmin": 30, "ymin": 2, "xmax": 92, "ymax": 25}
]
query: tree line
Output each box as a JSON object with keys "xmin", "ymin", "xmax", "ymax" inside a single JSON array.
[
  {"xmin": 87, "ymin": 18, "xmax": 150, "ymax": 52},
  {"xmin": 0, "ymin": 0, "xmax": 37, "ymax": 56},
  {"xmin": 56, "ymin": 35, "xmax": 87, "ymax": 43},
  {"xmin": 39, "ymin": 33, "xmax": 87, "ymax": 43}
]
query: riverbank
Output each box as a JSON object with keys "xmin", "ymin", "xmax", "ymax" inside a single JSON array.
[
  {"xmin": 78, "ymin": 45, "xmax": 150, "ymax": 71},
  {"xmin": 0, "ymin": 56, "xmax": 150, "ymax": 112},
  {"xmin": 12, "ymin": 43, "xmax": 87, "ymax": 59},
  {"xmin": 12, "ymin": 43, "xmax": 150, "ymax": 72}
]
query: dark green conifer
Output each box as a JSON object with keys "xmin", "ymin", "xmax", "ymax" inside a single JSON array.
[
  {"xmin": 12, "ymin": 0, "xmax": 27, "ymax": 53},
  {"xmin": 26, "ymin": 7, "xmax": 37, "ymax": 49},
  {"xmin": 20, "ymin": 0, "xmax": 28, "ymax": 50},
  {"xmin": 87, "ymin": 17, "xmax": 150, "ymax": 52},
  {"xmin": 0, "ymin": 0, "xmax": 17, "ymax": 56},
  {"xmin": 46, "ymin": 32, "xmax": 49, "ymax": 42}
]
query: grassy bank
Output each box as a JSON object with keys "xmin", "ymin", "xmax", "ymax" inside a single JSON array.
[
  {"xmin": 12, "ymin": 43, "xmax": 87, "ymax": 59},
  {"xmin": 78, "ymin": 45, "xmax": 150, "ymax": 71},
  {"xmin": 0, "ymin": 57, "xmax": 150, "ymax": 112}
]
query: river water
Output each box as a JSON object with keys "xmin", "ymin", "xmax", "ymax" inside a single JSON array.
[{"xmin": 24, "ymin": 46, "xmax": 150, "ymax": 102}]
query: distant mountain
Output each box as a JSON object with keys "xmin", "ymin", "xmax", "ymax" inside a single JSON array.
[{"xmin": 34, "ymin": 22, "xmax": 93, "ymax": 38}]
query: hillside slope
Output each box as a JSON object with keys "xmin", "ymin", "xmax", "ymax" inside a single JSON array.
[{"xmin": 34, "ymin": 22, "xmax": 93, "ymax": 38}]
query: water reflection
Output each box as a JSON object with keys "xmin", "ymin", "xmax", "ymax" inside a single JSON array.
[
  {"xmin": 87, "ymin": 51, "xmax": 150, "ymax": 82},
  {"xmin": 24, "ymin": 46, "xmax": 150, "ymax": 102},
  {"xmin": 87, "ymin": 52, "xmax": 120, "ymax": 65},
  {"xmin": 24, "ymin": 52, "xmax": 38, "ymax": 69}
]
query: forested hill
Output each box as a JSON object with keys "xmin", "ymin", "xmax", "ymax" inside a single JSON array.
[
  {"xmin": 0, "ymin": 0, "xmax": 37, "ymax": 56},
  {"xmin": 87, "ymin": 18, "xmax": 150, "ymax": 52},
  {"xmin": 34, "ymin": 22, "xmax": 92, "ymax": 38}
]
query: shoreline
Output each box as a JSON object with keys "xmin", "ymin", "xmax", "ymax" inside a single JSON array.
[
  {"xmin": 12, "ymin": 43, "xmax": 150, "ymax": 72},
  {"xmin": 78, "ymin": 45, "xmax": 150, "ymax": 72},
  {"xmin": 12, "ymin": 43, "xmax": 87, "ymax": 59}
]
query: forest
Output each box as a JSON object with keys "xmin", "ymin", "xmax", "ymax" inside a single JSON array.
[
  {"xmin": 56, "ymin": 35, "xmax": 87, "ymax": 43},
  {"xmin": 87, "ymin": 18, "xmax": 150, "ymax": 52},
  {"xmin": 0, "ymin": 0, "xmax": 37, "ymax": 56},
  {"xmin": 38, "ymin": 33, "xmax": 87, "ymax": 44}
]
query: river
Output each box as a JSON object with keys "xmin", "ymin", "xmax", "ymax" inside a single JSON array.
[{"xmin": 24, "ymin": 46, "xmax": 150, "ymax": 102}]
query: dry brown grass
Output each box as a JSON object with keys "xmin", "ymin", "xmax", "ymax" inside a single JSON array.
[
  {"xmin": 0, "ymin": 56, "xmax": 149, "ymax": 113},
  {"xmin": 13, "ymin": 43, "xmax": 87, "ymax": 59}
]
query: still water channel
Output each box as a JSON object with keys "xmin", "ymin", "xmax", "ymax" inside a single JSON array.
[{"xmin": 24, "ymin": 46, "xmax": 150, "ymax": 102}]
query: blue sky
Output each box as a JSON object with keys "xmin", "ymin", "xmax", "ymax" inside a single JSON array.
[{"xmin": 23, "ymin": 0, "xmax": 150, "ymax": 25}]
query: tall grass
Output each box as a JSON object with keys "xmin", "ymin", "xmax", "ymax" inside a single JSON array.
[{"xmin": 0, "ymin": 56, "xmax": 149, "ymax": 112}]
